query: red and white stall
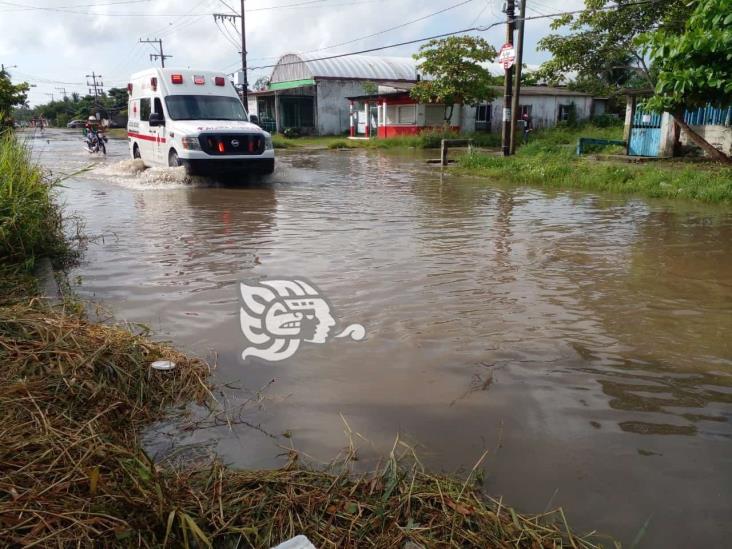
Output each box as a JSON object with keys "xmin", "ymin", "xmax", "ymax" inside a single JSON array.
[{"xmin": 347, "ymin": 88, "xmax": 461, "ymax": 139}]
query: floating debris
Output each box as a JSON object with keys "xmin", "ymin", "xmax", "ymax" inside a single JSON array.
[{"xmin": 151, "ymin": 359, "xmax": 176, "ymax": 371}]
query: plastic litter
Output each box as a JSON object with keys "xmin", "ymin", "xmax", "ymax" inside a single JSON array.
[
  {"xmin": 271, "ymin": 535, "xmax": 316, "ymax": 549},
  {"xmin": 150, "ymin": 360, "xmax": 176, "ymax": 371}
]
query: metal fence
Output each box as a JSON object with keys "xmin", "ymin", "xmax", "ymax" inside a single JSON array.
[{"xmin": 683, "ymin": 104, "xmax": 732, "ymax": 126}]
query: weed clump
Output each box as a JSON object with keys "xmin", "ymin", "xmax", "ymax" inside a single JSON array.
[{"xmin": 0, "ymin": 131, "xmax": 70, "ymax": 271}]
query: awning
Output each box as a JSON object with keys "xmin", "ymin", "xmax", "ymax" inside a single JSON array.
[{"xmin": 268, "ymin": 78, "xmax": 316, "ymax": 91}]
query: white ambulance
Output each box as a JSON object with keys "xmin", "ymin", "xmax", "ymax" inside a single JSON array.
[{"xmin": 127, "ymin": 68, "xmax": 274, "ymax": 175}]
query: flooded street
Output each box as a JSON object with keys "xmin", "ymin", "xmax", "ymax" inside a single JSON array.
[{"xmin": 33, "ymin": 129, "xmax": 732, "ymax": 547}]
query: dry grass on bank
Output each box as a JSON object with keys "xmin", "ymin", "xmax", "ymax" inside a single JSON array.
[{"xmin": 0, "ymin": 299, "xmax": 605, "ymax": 548}]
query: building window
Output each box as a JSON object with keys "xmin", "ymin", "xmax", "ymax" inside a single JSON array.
[
  {"xmin": 140, "ymin": 98, "xmax": 151, "ymax": 121},
  {"xmin": 476, "ymin": 104, "xmax": 491, "ymax": 123},
  {"xmin": 558, "ymin": 104, "xmax": 575, "ymax": 122},
  {"xmin": 397, "ymin": 104, "xmax": 416, "ymax": 125},
  {"xmin": 425, "ymin": 105, "xmax": 446, "ymax": 126}
]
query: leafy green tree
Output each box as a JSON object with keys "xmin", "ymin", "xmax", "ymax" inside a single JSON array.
[
  {"xmin": 639, "ymin": 0, "xmax": 732, "ymax": 162},
  {"xmin": 0, "ymin": 69, "xmax": 30, "ymax": 127},
  {"xmin": 410, "ymin": 36, "xmax": 497, "ymax": 125},
  {"xmin": 362, "ymin": 81, "xmax": 378, "ymax": 95},
  {"xmin": 536, "ymin": 0, "xmax": 691, "ymax": 99}
]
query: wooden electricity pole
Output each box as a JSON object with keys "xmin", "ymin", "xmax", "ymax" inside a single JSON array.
[
  {"xmin": 213, "ymin": 1, "xmax": 248, "ymax": 103},
  {"xmin": 510, "ymin": 0, "xmax": 527, "ymax": 154},
  {"xmin": 501, "ymin": 0, "xmax": 515, "ymax": 157},
  {"xmin": 240, "ymin": 0, "xmax": 248, "ymax": 103}
]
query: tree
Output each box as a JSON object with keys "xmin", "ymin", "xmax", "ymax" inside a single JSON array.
[
  {"xmin": 536, "ymin": 0, "xmax": 692, "ymax": 99},
  {"xmin": 253, "ymin": 76, "xmax": 270, "ymax": 91},
  {"xmin": 410, "ymin": 36, "xmax": 497, "ymax": 126},
  {"xmin": 0, "ymin": 69, "xmax": 30, "ymax": 127},
  {"xmin": 638, "ymin": 0, "xmax": 732, "ymax": 163},
  {"xmin": 362, "ymin": 81, "xmax": 378, "ymax": 95}
]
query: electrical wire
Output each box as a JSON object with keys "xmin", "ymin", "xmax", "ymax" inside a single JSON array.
[
  {"xmin": 242, "ymin": 0, "xmax": 478, "ymax": 64},
  {"xmin": 237, "ymin": 0, "xmax": 664, "ymax": 72}
]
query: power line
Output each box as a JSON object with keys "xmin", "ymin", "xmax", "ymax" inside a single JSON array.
[
  {"xmin": 212, "ymin": 0, "xmax": 248, "ymax": 100},
  {"xmin": 236, "ymin": 0, "xmax": 480, "ymax": 66},
  {"xmin": 0, "ymin": 0, "xmax": 151, "ymax": 13},
  {"xmin": 297, "ymin": 0, "xmax": 477, "ymax": 57},
  {"xmin": 239, "ymin": 0, "xmax": 662, "ymax": 72},
  {"xmin": 0, "ymin": 0, "xmax": 384, "ymax": 16}
]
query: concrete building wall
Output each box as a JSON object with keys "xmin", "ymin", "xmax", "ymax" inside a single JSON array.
[
  {"xmin": 680, "ymin": 124, "xmax": 732, "ymax": 156},
  {"xmin": 460, "ymin": 95, "xmax": 595, "ymax": 134},
  {"xmin": 316, "ymin": 79, "xmax": 372, "ymax": 135}
]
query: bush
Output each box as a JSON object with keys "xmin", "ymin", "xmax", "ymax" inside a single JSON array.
[
  {"xmin": 282, "ymin": 127, "xmax": 302, "ymax": 138},
  {"xmin": 591, "ymin": 114, "xmax": 622, "ymax": 128},
  {"xmin": 0, "ymin": 131, "xmax": 69, "ymax": 271}
]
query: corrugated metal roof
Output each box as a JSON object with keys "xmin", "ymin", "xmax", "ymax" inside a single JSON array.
[
  {"xmin": 517, "ymin": 86, "xmax": 594, "ymax": 97},
  {"xmin": 270, "ymin": 53, "xmax": 419, "ymax": 83}
]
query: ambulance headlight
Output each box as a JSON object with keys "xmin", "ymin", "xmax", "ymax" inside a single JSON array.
[
  {"xmin": 181, "ymin": 136, "xmax": 201, "ymax": 151},
  {"xmin": 264, "ymin": 133, "xmax": 273, "ymax": 150}
]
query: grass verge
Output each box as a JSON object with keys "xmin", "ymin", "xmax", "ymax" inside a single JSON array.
[
  {"xmin": 106, "ymin": 127, "xmax": 128, "ymax": 139},
  {"xmin": 454, "ymin": 124, "xmax": 732, "ymax": 203},
  {"xmin": 273, "ymin": 130, "xmax": 501, "ymax": 151},
  {"xmin": 0, "ymin": 128, "xmax": 603, "ymax": 547}
]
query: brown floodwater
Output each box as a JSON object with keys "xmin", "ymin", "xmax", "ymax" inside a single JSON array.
[{"xmin": 32, "ymin": 129, "xmax": 732, "ymax": 547}]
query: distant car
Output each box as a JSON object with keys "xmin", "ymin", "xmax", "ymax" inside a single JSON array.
[{"xmin": 67, "ymin": 119, "xmax": 86, "ymax": 128}]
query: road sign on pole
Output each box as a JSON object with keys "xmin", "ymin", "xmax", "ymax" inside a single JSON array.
[{"xmin": 499, "ymin": 42, "xmax": 516, "ymax": 70}]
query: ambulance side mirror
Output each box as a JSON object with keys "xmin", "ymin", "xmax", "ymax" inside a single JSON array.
[
  {"xmin": 149, "ymin": 112, "xmax": 165, "ymax": 127},
  {"xmin": 249, "ymin": 114, "xmax": 259, "ymax": 126}
]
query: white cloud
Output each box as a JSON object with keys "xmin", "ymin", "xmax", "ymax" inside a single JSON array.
[{"xmin": 0, "ymin": 0, "xmax": 584, "ymax": 106}]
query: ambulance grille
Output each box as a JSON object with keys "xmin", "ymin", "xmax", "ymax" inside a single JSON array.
[{"xmin": 198, "ymin": 133, "xmax": 265, "ymax": 155}]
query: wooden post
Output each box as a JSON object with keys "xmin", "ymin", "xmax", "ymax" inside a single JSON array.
[
  {"xmin": 274, "ymin": 91, "xmax": 281, "ymax": 134},
  {"xmin": 441, "ymin": 139, "xmax": 448, "ymax": 166}
]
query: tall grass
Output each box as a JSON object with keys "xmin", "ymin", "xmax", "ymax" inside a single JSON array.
[
  {"xmin": 0, "ymin": 130, "xmax": 69, "ymax": 272},
  {"xmin": 456, "ymin": 124, "xmax": 732, "ymax": 203}
]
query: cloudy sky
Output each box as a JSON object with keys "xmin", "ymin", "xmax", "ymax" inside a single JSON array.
[{"xmin": 0, "ymin": 0, "xmax": 584, "ymax": 106}]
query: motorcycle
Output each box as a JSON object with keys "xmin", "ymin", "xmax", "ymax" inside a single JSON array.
[{"xmin": 85, "ymin": 129, "xmax": 108, "ymax": 155}]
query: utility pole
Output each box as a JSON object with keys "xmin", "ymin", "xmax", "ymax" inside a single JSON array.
[
  {"xmin": 501, "ymin": 0, "xmax": 515, "ymax": 157},
  {"xmin": 240, "ymin": 0, "xmax": 248, "ymax": 103},
  {"xmin": 86, "ymin": 72, "xmax": 103, "ymax": 102},
  {"xmin": 213, "ymin": 1, "xmax": 248, "ymax": 103},
  {"xmin": 139, "ymin": 38, "xmax": 172, "ymax": 68},
  {"xmin": 86, "ymin": 72, "xmax": 104, "ymax": 118},
  {"xmin": 1, "ymin": 63, "xmax": 17, "ymax": 76},
  {"xmin": 510, "ymin": 0, "xmax": 527, "ymax": 155},
  {"xmin": 55, "ymin": 87, "xmax": 68, "ymax": 101},
  {"xmin": 45, "ymin": 92, "xmax": 55, "ymax": 102}
]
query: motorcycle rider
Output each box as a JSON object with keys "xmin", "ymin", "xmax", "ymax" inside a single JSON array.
[{"xmin": 84, "ymin": 116, "xmax": 107, "ymax": 153}]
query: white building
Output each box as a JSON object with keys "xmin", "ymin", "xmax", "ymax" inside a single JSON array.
[
  {"xmin": 462, "ymin": 87, "xmax": 606, "ymax": 133},
  {"xmin": 249, "ymin": 53, "xmax": 607, "ymax": 136},
  {"xmin": 248, "ymin": 53, "xmax": 419, "ymax": 135}
]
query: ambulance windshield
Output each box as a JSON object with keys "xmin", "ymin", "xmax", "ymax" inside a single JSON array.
[{"xmin": 165, "ymin": 95, "xmax": 247, "ymax": 121}]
